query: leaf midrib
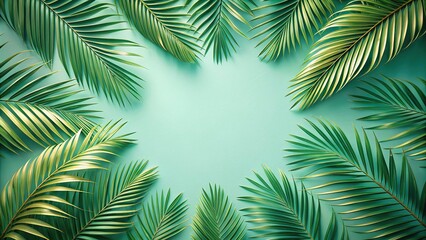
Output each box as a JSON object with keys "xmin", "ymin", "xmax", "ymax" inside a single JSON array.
[
  {"xmin": 0, "ymin": 135, "xmax": 92, "ymax": 238},
  {"xmin": 322, "ymin": 149, "xmax": 425, "ymax": 228},
  {"xmin": 71, "ymin": 176, "xmax": 142, "ymax": 240},
  {"xmin": 304, "ymin": 0, "xmax": 416, "ymax": 102},
  {"xmin": 40, "ymin": 0, "xmax": 116, "ymax": 82}
]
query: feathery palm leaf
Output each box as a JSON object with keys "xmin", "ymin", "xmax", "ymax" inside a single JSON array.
[
  {"xmin": 192, "ymin": 184, "xmax": 247, "ymax": 240},
  {"xmin": 0, "ymin": 40, "xmax": 96, "ymax": 153},
  {"xmin": 353, "ymin": 77, "xmax": 426, "ymax": 160},
  {"xmin": 116, "ymin": 0, "xmax": 200, "ymax": 63},
  {"xmin": 189, "ymin": 0, "xmax": 253, "ymax": 63},
  {"xmin": 286, "ymin": 119, "xmax": 426, "ymax": 238},
  {"xmin": 51, "ymin": 160, "xmax": 158, "ymax": 240},
  {"xmin": 240, "ymin": 166, "xmax": 323, "ymax": 239},
  {"xmin": 128, "ymin": 190, "xmax": 188, "ymax": 240},
  {"xmin": 251, "ymin": 0, "xmax": 334, "ymax": 61},
  {"xmin": 0, "ymin": 122, "xmax": 133, "ymax": 240},
  {"xmin": 289, "ymin": 0, "xmax": 426, "ymax": 110},
  {"xmin": 0, "ymin": 0, "xmax": 142, "ymax": 105}
]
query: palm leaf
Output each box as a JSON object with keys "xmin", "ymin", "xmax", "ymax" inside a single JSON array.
[
  {"xmin": 286, "ymin": 119, "xmax": 426, "ymax": 238},
  {"xmin": 0, "ymin": 40, "xmax": 97, "ymax": 153},
  {"xmin": 239, "ymin": 166, "xmax": 323, "ymax": 239},
  {"xmin": 192, "ymin": 184, "xmax": 246, "ymax": 240},
  {"xmin": 251, "ymin": 0, "xmax": 334, "ymax": 61},
  {"xmin": 128, "ymin": 190, "xmax": 188, "ymax": 240},
  {"xmin": 0, "ymin": 122, "xmax": 133, "ymax": 240},
  {"xmin": 189, "ymin": 0, "xmax": 253, "ymax": 63},
  {"xmin": 289, "ymin": 0, "xmax": 426, "ymax": 110},
  {"xmin": 0, "ymin": 0, "xmax": 142, "ymax": 105},
  {"xmin": 116, "ymin": 0, "xmax": 200, "ymax": 63},
  {"xmin": 353, "ymin": 76, "xmax": 426, "ymax": 160},
  {"xmin": 51, "ymin": 160, "xmax": 158, "ymax": 240}
]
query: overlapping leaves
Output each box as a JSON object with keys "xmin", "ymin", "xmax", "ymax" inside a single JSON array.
[
  {"xmin": 192, "ymin": 184, "xmax": 246, "ymax": 240},
  {"xmin": 51, "ymin": 160, "xmax": 158, "ymax": 239},
  {"xmin": 240, "ymin": 166, "xmax": 324, "ymax": 239},
  {"xmin": 251, "ymin": 0, "xmax": 334, "ymax": 61},
  {"xmin": 289, "ymin": 0, "xmax": 426, "ymax": 109},
  {"xmin": 0, "ymin": 0, "xmax": 142, "ymax": 105},
  {"xmin": 353, "ymin": 77, "xmax": 426, "ymax": 160},
  {"xmin": 0, "ymin": 122, "xmax": 132, "ymax": 240},
  {"xmin": 286, "ymin": 119, "xmax": 426, "ymax": 238},
  {"xmin": 128, "ymin": 190, "xmax": 187, "ymax": 240},
  {"xmin": 0, "ymin": 39, "xmax": 96, "ymax": 152},
  {"xmin": 117, "ymin": 0, "xmax": 200, "ymax": 63},
  {"xmin": 189, "ymin": 0, "xmax": 253, "ymax": 63}
]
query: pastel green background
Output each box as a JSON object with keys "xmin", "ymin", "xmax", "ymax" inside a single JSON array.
[{"xmin": 1, "ymin": 18, "xmax": 425, "ymax": 239}]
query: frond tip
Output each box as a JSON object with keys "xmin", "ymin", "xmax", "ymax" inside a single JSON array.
[
  {"xmin": 128, "ymin": 190, "xmax": 188, "ymax": 240},
  {"xmin": 251, "ymin": 0, "xmax": 334, "ymax": 61},
  {"xmin": 189, "ymin": 0, "xmax": 253, "ymax": 63},
  {"xmin": 192, "ymin": 184, "xmax": 247, "ymax": 240},
  {"xmin": 289, "ymin": 0, "xmax": 426, "ymax": 110}
]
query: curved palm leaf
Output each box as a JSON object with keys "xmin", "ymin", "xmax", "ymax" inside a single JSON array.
[
  {"xmin": 353, "ymin": 76, "xmax": 426, "ymax": 160},
  {"xmin": 286, "ymin": 119, "xmax": 426, "ymax": 238},
  {"xmin": 289, "ymin": 0, "xmax": 426, "ymax": 110},
  {"xmin": 189, "ymin": 0, "xmax": 253, "ymax": 63},
  {"xmin": 0, "ymin": 122, "xmax": 132, "ymax": 240},
  {"xmin": 251, "ymin": 0, "xmax": 334, "ymax": 61},
  {"xmin": 116, "ymin": 0, "xmax": 200, "ymax": 63},
  {"xmin": 0, "ymin": 40, "xmax": 96, "ymax": 153},
  {"xmin": 239, "ymin": 166, "xmax": 323, "ymax": 239},
  {"xmin": 128, "ymin": 190, "xmax": 188, "ymax": 240},
  {"xmin": 51, "ymin": 160, "xmax": 158, "ymax": 240},
  {"xmin": 192, "ymin": 184, "xmax": 246, "ymax": 240},
  {"xmin": 0, "ymin": 0, "xmax": 142, "ymax": 105}
]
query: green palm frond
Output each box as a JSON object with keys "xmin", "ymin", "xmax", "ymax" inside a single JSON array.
[
  {"xmin": 0, "ymin": 122, "xmax": 132, "ymax": 240},
  {"xmin": 251, "ymin": 0, "xmax": 334, "ymax": 61},
  {"xmin": 116, "ymin": 0, "xmax": 200, "ymax": 63},
  {"xmin": 353, "ymin": 76, "xmax": 426, "ymax": 160},
  {"xmin": 128, "ymin": 190, "xmax": 188, "ymax": 240},
  {"xmin": 286, "ymin": 119, "xmax": 426, "ymax": 238},
  {"xmin": 289, "ymin": 0, "xmax": 426, "ymax": 110},
  {"xmin": 189, "ymin": 0, "xmax": 253, "ymax": 63},
  {"xmin": 0, "ymin": 40, "xmax": 97, "ymax": 153},
  {"xmin": 0, "ymin": 0, "xmax": 142, "ymax": 105},
  {"xmin": 192, "ymin": 184, "xmax": 246, "ymax": 240},
  {"xmin": 239, "ymin": 166, "xmax": 323, "ymax": 239},
  {"xmin": 51, "ymin": 160, "xmax": 158, "ymax": 240}
]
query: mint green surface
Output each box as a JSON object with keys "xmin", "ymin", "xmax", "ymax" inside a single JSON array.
[{"xmin": 1, "ymin": 19, "xmax": 425, "ymax": 239}]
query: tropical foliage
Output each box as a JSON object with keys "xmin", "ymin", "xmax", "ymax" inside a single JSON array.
[
  {"xmin": 128, "ymin": 190, "xmax": 188, "ymax": 240},
  {"xmin": 0, "ymin": 0, "xmax": 143, "ymax": 105},
  {"xmin": 116, "ymin": 0, "xmax": 201, "ymax": 63},
  {"xmin": 289, "ymin": 0, "xmax": 425, "ymax": 109},
  {"xmin": 240, "ymin": 166, "xmax": 333, "ymax": 239},
  {"xmin": 0, "ymin": 39, "xmax": 96, "ymax": 152},
  {"xmin": 189, "ymin": 0, "xmax": 253, "ymax": 63},
  {"xmin": 286, "ymin": 119, "xmax": 426, "ymax": 239},
  {"xmin": 50, "ymin": 160, "xmax": 158, "ymax": 239},
  {"xmin": 192, "ymin": 184, "xmax": 246, "ymax": 240},
  {"xmin": 251, "ymin": 0, "xmax": 335, "ymax": 61},
  {"xmin": 0, "ymin": 0, "xmax": 425, "ymax": 240},
  {"xmin": 353, "ymin": 77, "xmax": 426, "ymax": 161},
  {"xmin": 0, "ymin": 122, "xmax": 132, "ymax": 240}
]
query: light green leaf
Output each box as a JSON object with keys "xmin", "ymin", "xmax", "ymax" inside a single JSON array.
[{"xmin": 289, "ymin": 0, "xmax": 426, "ymax": 109}]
